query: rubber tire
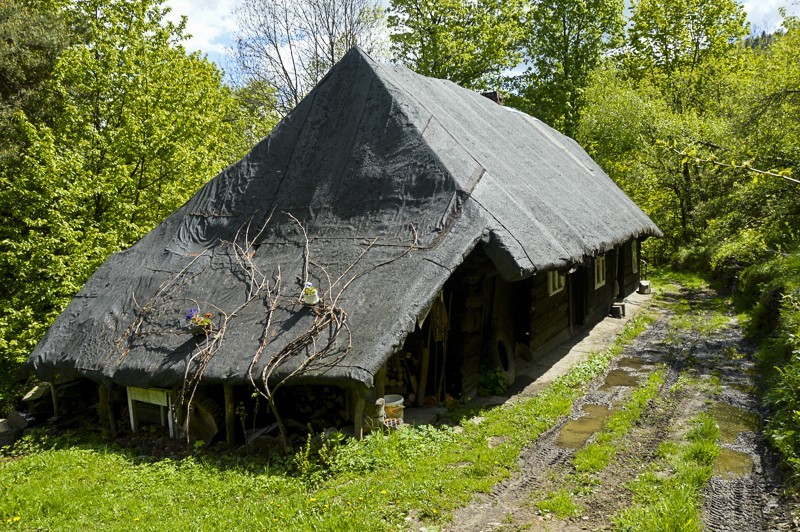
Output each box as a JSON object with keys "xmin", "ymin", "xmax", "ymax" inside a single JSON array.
[{"xmin": 488, "ymin": 328, "xmax": 516, "ymax": 388}]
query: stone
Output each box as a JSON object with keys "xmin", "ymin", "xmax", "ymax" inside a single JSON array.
[
  {"xmin": 22, "ymin": 384, "xmax": 50, "ymax": 402},
  {"xmin": 0, "ymin": 419, "xmax": 22, "ymax": 447},
  {"xmin": 6, "ymin": 410, "xmax": 31, "ymax": 430},
  {"xmin": 638, "ymin": 280, "xmax": 652, "ymax": 294}
]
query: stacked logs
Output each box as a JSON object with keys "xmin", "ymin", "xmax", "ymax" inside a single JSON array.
[
  {"xmin": 384, "ymin": 351, "xmax": 418, "ymax": 403},
  {"xmin": 290, "ymin": 385, "xmax": 345, "ymax": 422}
]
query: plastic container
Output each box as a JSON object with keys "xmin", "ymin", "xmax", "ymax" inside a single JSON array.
[{"xmin": 384, "ymin": 394, "xmax": 404, "ymax": 420}]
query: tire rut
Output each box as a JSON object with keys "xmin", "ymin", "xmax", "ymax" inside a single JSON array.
[{"xmin": 443, "ymin": 289, "xmax": 800, "ymax": 531}]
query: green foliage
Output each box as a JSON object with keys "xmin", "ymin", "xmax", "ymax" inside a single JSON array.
[
  {"xmin": 578, "ymin": 8, "xmax": 799, "ymax": 274},
  {"xmin": 388, "ymin": 0, "xmax": 524, "ymax": 88},
  {"xmin": 0, "ymin": 0, "xmax": 72, "ymax": 117},
  {"xmin": 747, "ymin": 255, "xmax": 800, "ymax": 480},
  {"xmin": 478, "ymin": 361, "xmax": 508, "ymax": 396},
  {"xmin": 0, "ymin": 0, "xmax": 277, "ymax": 410},
  {"xmin": 627, "ymin": 0, "xmax": 748, "ymax": 87},
  {"xmin": 535, "ymin": 488, "xmax": 581, "ymax": 518},
  {"xmin": 739, "ymin": 250, "xmax": 800, "ymax": 325},
  {"xmin": 505, "ymin": 0, "xmax": 624, "ymax": 136}
]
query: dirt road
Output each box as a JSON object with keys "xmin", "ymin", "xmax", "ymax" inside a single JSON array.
[{"xmin": 446, "ymin": 285, "xmax": 799, "ymax": 531}]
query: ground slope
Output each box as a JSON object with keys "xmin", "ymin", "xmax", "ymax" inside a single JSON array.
[{"xmin": 445, "ymin": 283, "xmax": 799, "ymax": 531}]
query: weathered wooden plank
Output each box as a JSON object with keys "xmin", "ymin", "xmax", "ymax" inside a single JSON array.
[{"xmin": 224, "ymin": 384, "xmax": 235, "ymax": 448}]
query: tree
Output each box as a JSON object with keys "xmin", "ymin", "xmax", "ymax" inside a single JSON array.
[
  {"xmin": 505, "ymin": 0, "xmax": 624, "ymax": 137},
  {"xmin": 0, "ymin": 0, "xmax": 71, "ymax": 116},
  {"xmin": 233, "ymin": 0, "xmax": 386, "ymax": 115},
  {"xmin": 0, "ymin": 0, "xmax": 276, "ymax": 408},
  {"xmin": 626, "ymin": 0, "xmax": 748, "ymax": 113},
  {"xmin": 388, "ymin": 0, "xmax": 524, "ymax": 89},
  {"xmin": 577, "ymin": 5, "xmax": 800, "ymax": 274}
]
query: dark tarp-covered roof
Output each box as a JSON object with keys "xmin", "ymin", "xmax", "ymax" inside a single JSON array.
[{"xmin": 25, "ymin": 47, "xmax": 661, "ymax": 390}]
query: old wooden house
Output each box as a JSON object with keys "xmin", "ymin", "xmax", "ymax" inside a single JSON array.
[{"xmin": 24, "ymin": 48, "xmax": 660, "ymax": 443}]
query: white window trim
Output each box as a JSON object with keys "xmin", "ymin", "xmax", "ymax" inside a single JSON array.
[
  {"xmin": 595, "ymin": 256, "xmax": 606, "ymax": 289},
  {"xmin": 632, "ymin": 242, "xmax": 639, "ymax": 274},
  {"xmin": 547, "ymin": 270, "xmax": 566, "ymax": 296}
]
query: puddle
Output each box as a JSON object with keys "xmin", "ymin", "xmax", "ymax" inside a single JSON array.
[
  {"xmin": 713, "ymin": 403, "xmax": 760, "ymax": 443},
  {"xmin": 600, "ymin": 369, "xmax": 640, "ymax": 391},
  {"xmin": 556, "ymin": 404, "xmax": 611, "ymax": 449},
  {"xmin": 616, "ymin": 357, "xmax": 647, "ymax": 371},
  {"xmin": 714, "ymin": 448, "xmax": 753, "ymax": 478}
]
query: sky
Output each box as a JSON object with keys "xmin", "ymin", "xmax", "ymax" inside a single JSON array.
[
  {"xmin": 163, "ymin": 0, "xmax": 239, "ymax": 72},
  {"xmin": 163, "ymin": 0, "xmax": 800, "ymax": 76}
]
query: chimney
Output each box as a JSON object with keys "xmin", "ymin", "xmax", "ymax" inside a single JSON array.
[{"xmin": 481, "ymin": 90, "xmax": 504, "ymax": 105}]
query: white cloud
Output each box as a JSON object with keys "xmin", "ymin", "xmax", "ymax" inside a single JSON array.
[
  {"xmin": 741, "ymin": 0, "xmax": 799, "ymax": 33},
  {"xmin": 163, "ymin": 0, "xmax": 240, "ymax": 64}
]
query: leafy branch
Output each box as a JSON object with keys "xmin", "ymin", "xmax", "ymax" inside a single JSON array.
[{"xmin": 658, "ymin": 140, "xmax": 799, "ymax": 186}]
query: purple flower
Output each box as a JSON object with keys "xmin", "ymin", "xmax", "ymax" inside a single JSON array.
[{"xmin": 185, "ymin": 307, "xmax": 198, "ymax": 321}]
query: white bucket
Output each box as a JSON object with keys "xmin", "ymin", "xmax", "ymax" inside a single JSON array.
[{"xmin": 384, "ymin": 394, "xmax": 404, "ymax": 420}]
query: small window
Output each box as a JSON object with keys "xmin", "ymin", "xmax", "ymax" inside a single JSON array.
[
  {"xmin": 595, "ymin": 256, "xmax": 606, "ymax": 289},
  {"xmin": 547, "ymin": 270, "xmax": 566, "ymax": 296},
  {"xmin": 632, "ymin": 242, "xmax": 639, "ymax": 274}
]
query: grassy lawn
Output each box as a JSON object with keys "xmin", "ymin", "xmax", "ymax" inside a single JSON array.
[{"xmin": 1, "ymin": 314, "xmax": 653, "ymax": 530}]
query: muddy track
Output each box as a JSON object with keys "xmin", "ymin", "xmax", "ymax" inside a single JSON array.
[{"xmin": 445, "ymin": 289, "xmax": 799, "ymax": 531}]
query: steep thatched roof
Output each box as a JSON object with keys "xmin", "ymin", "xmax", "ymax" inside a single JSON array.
[{"xmin": 25, "ymin": 47, "xmax": 660, "ymax": 390}]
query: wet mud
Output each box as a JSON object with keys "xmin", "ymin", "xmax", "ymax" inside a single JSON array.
[{"xmin": 445, "ymin": 287, "xmax": 799, "ymax": 531}]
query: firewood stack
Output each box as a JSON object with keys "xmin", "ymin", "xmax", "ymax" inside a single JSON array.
[
  {"xmin": 385, "ymin": 351, "xmax": 418, "ymax": 403},
  {"xmin": 292, "ymin": 386, "xmax": 345, "ymax": 422}
]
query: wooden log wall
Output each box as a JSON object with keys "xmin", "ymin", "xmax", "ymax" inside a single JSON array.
[
  {"xmin": 529, "ymin": 272, "xmax": 570, "ymax": 352},
  {"xmin": 621, "ymin": 239, "xmax": 641, "ymax": 296},
  {"xmin": 586, "ymin": 251, "xmax": 615, "ymax": 324}
]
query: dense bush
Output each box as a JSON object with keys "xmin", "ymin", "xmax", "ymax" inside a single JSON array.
[{"xmin": 740, "ymin": 251, "xmax": 800, "ymax": 480}]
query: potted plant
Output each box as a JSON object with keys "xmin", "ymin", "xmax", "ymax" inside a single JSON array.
[
  {"xmin": 303, "ymin": 282, "xmax": 319, "ymax": 305},
  {"xmin": 184, "ymin": 307, "xmax": 214, "ymax": 335}
]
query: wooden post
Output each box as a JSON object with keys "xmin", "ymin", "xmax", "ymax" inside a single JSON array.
[
  {"xmin": 126, "ymin": 387, "xmax": 138, "ymax": 433},
  {"xmin": 567, "ymin": 272, "xmax": 574, "ymax": 334},
  {"xmin": 49, "ymin": 382, "xmax": 59, "ymax": 418},
  {"xmin": 105, "ymin": 384, "xmax": 117, "ymax": 437},
  {"xmin": 375, "ymin": 362, "xmax": 387, "ymax": 400},
  {"xmin": 166, "ymin": 392, "xmax": 175, "ymax": 438},
  {"xmin": 171, "ymin": 388, "xmax": 183, "ymax": 439},
  {"xmin": 224, "ymin": 384, "xmax": 235, "ymax": 448},
  {"xmin": 353, "ymin": 387, "xmax": 366, "ymax": 439},
  {"xmin": 417, "ymin": 347, "xmax": 430, "ymax": 406},
  {"xmin": 98, "ymin": 383, "xmax": 108, "ymax": 422}
]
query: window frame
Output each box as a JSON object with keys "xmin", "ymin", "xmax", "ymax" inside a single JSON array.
[
  {"xmin": 547, "ymin": 270, "xmax": 566, "ymax": 296},
  {"xmin": 594, "ymin": 256, "xmax": 607, "ymax": 289}
]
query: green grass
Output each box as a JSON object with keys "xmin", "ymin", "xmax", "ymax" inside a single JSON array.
[
  {"xmin": 650, "ymin": 268, "xmax": 733, "ymax": 330},
  {"xmin": 611, "ymin": 411, "xmax": 720, "ymax": 531},
  {"xmin": 535, "ymin": 488, "xmax": 581, "ymax": 518},
  {"xmin": 532, "ymin": 369, "xmax": 665, "ymax": 518},
  {"xmin": 0, "ymin": 312, "xmax": 655, "ymax": 530},
  {"xmin": 574, "ymin": 371, "xmax": 666, "ymax": 473},
  {"xmin": 649, "ymin": 268, "xmax": 711, "ymax": 293}
]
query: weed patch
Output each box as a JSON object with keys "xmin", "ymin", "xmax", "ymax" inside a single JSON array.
[
  {"xmin": 0, "ymin": 313, "xmax": 655, "ymax": 529},
  {"xmin": 574, "ymin": 371, "xmax": 665, "ymax": 474},
  {"xmin": 535, "ymin": 488, "xmax": 581, "ymax": 518},
  {"xmin": 612, "ymin": 411, "xmax": 719, "ymax": 531}
]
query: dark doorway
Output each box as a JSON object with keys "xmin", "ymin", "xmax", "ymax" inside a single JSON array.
[
  {"xmin": 570, "ymin": 266, "xmax": 587, "ymax": 329},
  {"xmin": 616, "ymin": 246, "xmax": 626, "ymax": 299}
]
